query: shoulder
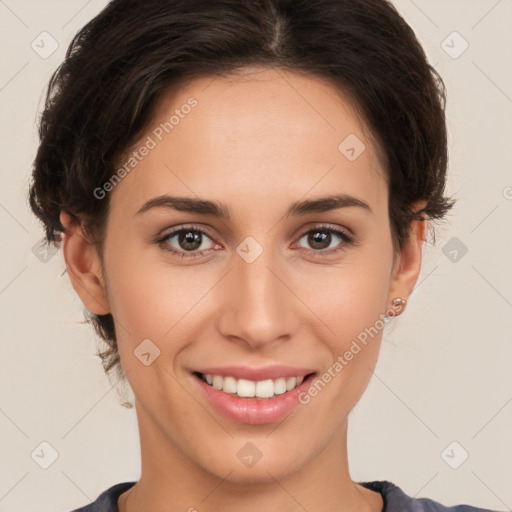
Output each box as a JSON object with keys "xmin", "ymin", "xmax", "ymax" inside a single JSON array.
[
  {"xmin": 70, "ymin": 481, "xmax": 136, "ymax": 512},
  {"xmin": 359, "ymin": 480, "xmax": 504, "ymax": 512}
]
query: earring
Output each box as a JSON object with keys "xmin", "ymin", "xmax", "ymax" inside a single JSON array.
[{"xmin": 392, "ymin": 297, "xmax": 406, "ymax": 307}]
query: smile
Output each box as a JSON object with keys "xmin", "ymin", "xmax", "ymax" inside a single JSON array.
[
  {"xmin": 197, "ymin": 372, "xmax": 311, "ymax": 399},
  {"xmin": 191, "ymin": 368, "xmax": 317, "ymax": 425}
]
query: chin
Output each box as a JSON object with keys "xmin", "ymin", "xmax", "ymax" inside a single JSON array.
[{"xmin": 190, "ymin": 434, "xmax": 317, "ymax": 485}]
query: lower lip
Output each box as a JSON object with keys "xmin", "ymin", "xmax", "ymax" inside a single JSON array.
[{"xmin": 192, "ymin": 373, "xmax": 315, "ymax": 425}]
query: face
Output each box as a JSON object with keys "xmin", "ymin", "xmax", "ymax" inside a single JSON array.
[{"xmin": 64, "ymin": 66, "xmax": 423, "ymax": 485}]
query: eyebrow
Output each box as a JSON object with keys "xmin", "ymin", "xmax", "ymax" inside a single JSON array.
[{"xmin": 134, "ymin": 193, "xmax": 372, "ymax": 218}]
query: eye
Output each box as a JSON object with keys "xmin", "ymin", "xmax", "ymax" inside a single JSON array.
[
  {"xmin": 156, "ymin": 225, "xmax": 219, "ymax": 259},
  {"xmin": 295, "ymin": 224, "xmax": 354, "ymax": 256}
]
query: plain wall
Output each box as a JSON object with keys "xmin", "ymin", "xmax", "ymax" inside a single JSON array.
[{"xmin": 0, "ymin": 1, "xmax": 511, "ymax": 511}]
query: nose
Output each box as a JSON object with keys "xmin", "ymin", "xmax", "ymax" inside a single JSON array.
[{"xmin": 216, "ymin": 247, "xmax": 298, "ymax": 351}]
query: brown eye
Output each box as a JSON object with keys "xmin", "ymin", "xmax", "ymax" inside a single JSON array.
[
  {"xmin": 296, "ymin": 225, "xmax": 353, "ymax": 255},
  {"xmin": 157, "ymin": 225, "xmax": 218, "ymax": 259}
]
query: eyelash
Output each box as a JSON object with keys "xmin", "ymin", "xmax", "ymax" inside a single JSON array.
[{"xmin": 155, "ymin": 223, "xmax": 355, "ymax": 260}]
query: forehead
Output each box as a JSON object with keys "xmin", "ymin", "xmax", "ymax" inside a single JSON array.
[{"xmin": 110, "ymin": 67, "xmax": 388, "ymax": 216}]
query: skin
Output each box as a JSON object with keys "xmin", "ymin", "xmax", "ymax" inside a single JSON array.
[{"xmin": 60, "ymin": 66, "xmax": 427, "ymax": 512}]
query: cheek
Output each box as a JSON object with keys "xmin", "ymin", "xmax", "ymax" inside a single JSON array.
[
  {"xmin": 299, "ymin": 243, "xmax": 393, "ymax": 397},
  {"xmin": 302, "ymin": 249, "xmax": 392, "ymax": 346},
  {"xmin": 102, "ymin": 243, "xmax": 192, "ymax": 345},
  {"xmin": 312, "ymin": 279, "xmax": 386, "ymax": 386},
  {"xmin": 103, "ymin": 246, "xmax": 224, "ymax": 379}
]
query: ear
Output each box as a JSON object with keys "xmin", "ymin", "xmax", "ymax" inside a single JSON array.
[
  {"xmin": 60, "ymin": 211, "xmax": 110, "ymax": 315},
  {"xmin": 387, "ymin": 201, "xmax": 428, "ymax": 316}
]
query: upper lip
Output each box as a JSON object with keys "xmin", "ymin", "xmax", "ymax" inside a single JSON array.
[{"xmin": 193, "ymin": 365, "xmax": 316, "ymax": 381}]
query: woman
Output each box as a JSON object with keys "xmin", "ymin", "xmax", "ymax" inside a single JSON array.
[{"xmin": 28, "ymin": 0, "xmax": 502, "ymax": 511}]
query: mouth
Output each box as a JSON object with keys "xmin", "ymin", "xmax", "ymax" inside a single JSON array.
[
  {"xmin": 190, "ymin": 368, "xmax": 318, "ymax": 425},
  {"xmin": 193, "ymin": 371, "xmax": 317, "ymax": 400}
]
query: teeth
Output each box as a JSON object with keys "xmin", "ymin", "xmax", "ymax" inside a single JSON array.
[
  {"xmin": 286, "ymin": 377, "xmax": 297, "ymax": 391},
  {"xmin": 274, "ymin": 377, "xmax": 287, "ymax": 395},
  {"xmin": 237, "ymin": 379, "xmax": 255, "ymax": 397},
  {"xmin": 201, "ymin": 373, "xmax": 308, "ymax": 398},
  {"xmin": 212, "ymin": 375, "xmax": 223, "ymax": 390},
  {"xmin": 255, "ymin": 379, "xmax": 274, "ymax": 398},
  {"xmin": 223, "ymin": 376, "xmax": 237, "ymax": 394}
]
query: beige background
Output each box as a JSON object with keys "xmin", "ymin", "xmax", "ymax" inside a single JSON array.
[{"xmin": 1, "ymin": 1, "xmax": 511, "ymax": 511}]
